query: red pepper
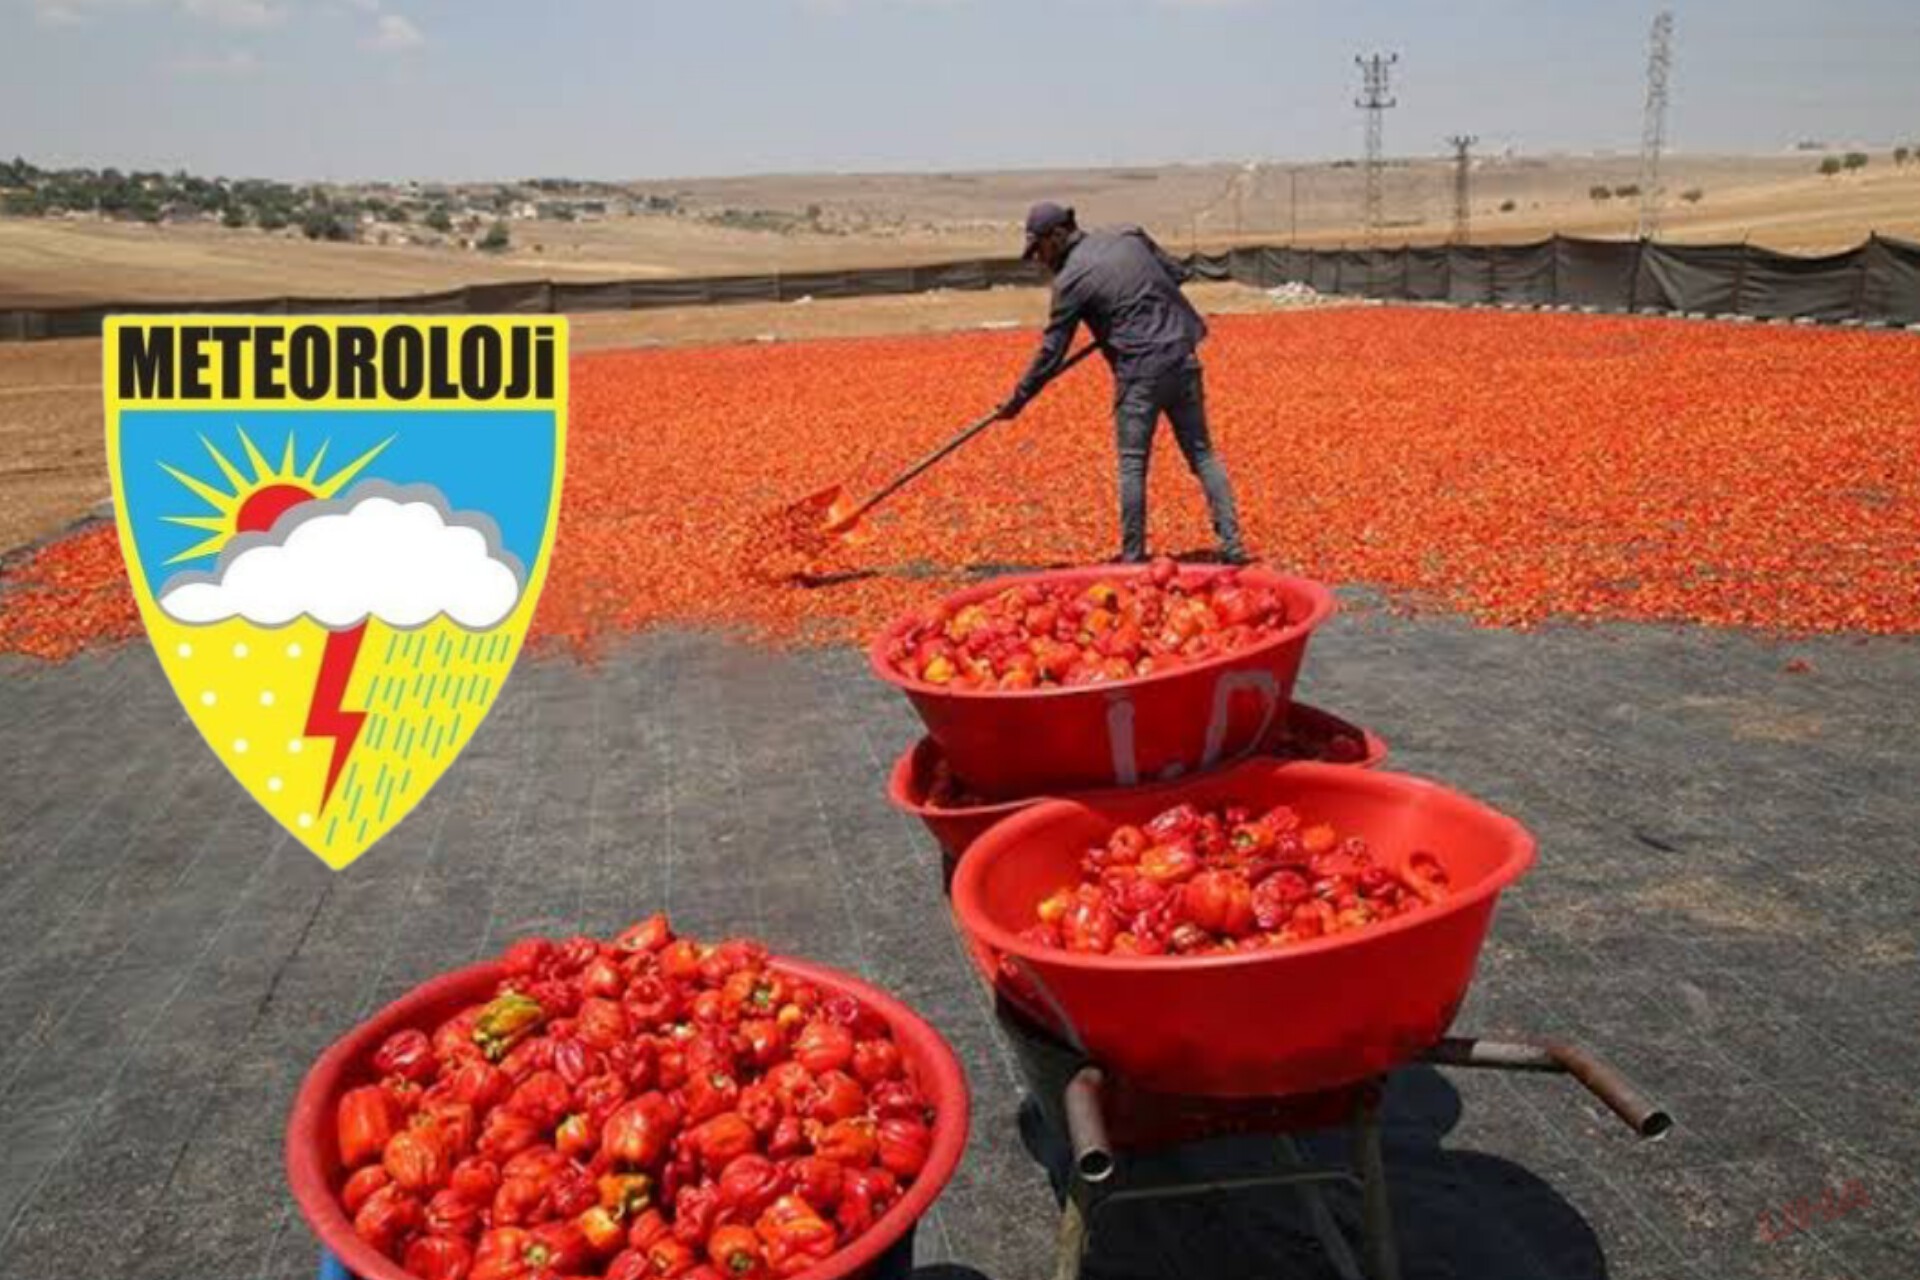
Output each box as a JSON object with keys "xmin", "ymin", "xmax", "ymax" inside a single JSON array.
[
  {"xmin": 850, "ymin": 1040, "xmax": 902, "ymax": 1085},
  {"xmin": 500, "ymin": 938, "xmax": 554, "ymax": 978},
  {"xmin": 615, "ymin": 914, "xmax": 673, "ymax": 955},
  {"xmin": 424, "ymin": 1188, "xmax": 484, "ymax": 1239},
  {"xmin": 606, "ymin": 1249, "xmax": 652, "ymax": 1280},
  {"xmin": 708, "ymin": 1223, "xmax": 766, "ymax": 1278},
  {"xmin": 490, "ymin": 1175, "xmax": 548, "ymax": 1228},
  {"xmin": 604, "ymin": 1093, "xmax": 681, "ymax": 1169},
  {"xmin": 816, "ymin": 1117, "xmax": 878, "ymax": 1168},
  {"xmin": 737, "ymin": 1081, "xmax": 782, "ymax": 1134},
  {"xmin": 352, "ymin": 1183, "xmax": 423, "ymax": 1258},
  {"xmin": 447, "ymin": 1061, "xmax": 513, "ymax": 1112},
  {"xmin": 835, "ymin": 1167, "xmax": 899, "ymax": 1237},
  {"xmin": 449, "ymin": 1157, "xmax": 501, "ymax": 1203},
  {"xmin": 875, "ymin": 1117, "xmax": 931, "ymax": 1179},
  {"xmin": 577, "ymin": 1072, "xmax": 632, "ymax": 1127},
  {"xmin": 373, "ymin": 1028, "xmax": 437, "ymax": 1084},
  {"xmin": 337, "ymin": 1085, "xmax": 401, "ymax": 1169},
  {"xmin": 717, "ymin": 1154, "xmax": 788, "ymax": 1218},
  {"xmin": 477, "ymin": 1108, "xmax": 542, "ymax": 1162},
  {"xmin": 578, "ymin": 998, "xmax": 631, "ymax": 1052},
  {"xmin": 807, "ymin": 1071, "xmax": 865, "ymax": 1124},
  {"xmin": 792, "ymin": 1021, "xmax": 854, "ymax": 1075},
  {"xmin": 647, "ymin": 1236, "xmax": 698, "ymax": 1277},
  {"xmin": 546, "ymin": 1165, "xmax": 598, "ymax": 1218},
  {"xmin": 754, "ymin": 1195, "xmax": 837, "ymax": 1277},
  {"xmin": 556, "ymin": 1113, "xmax": 597, "ymax": 1161},
  {"xmin": 681, "ymin": 1069, "xmax": 741, "ymax": 1123},
  {"xmin": 625, "ymin": 1206, "xmax": 670, "ymax": 1251},
  {"xmin": 785, "ymin": 1157, "xmax": 843, "ymax": 1211},
  {"xmin": 578, "ymin": 1204, "xmax": 627, "ymax": 1254},
  {"xmin": 1181, "ymin": 869, "xmax": 1256, "ymax": 938},
  {"xmin": 670, "ymin": 1181, "xmax": 724, "ymax": 1246},
  {"xmin": 405, "ymin": 1234, "xmax": 474, "ymax": 1280},
  {"xmin": 689, "ymin": 1111, "xmax": 757, "ymax": 1172},
  {"xmin": 1139, "ymin": 842, "xmax": 1200, "ymax": 886},
  {"xmin": 507, "ymin": 1070, "xmax": 572, "ymax": 1129},
  {"xmin": 341, "ymin": 1165, "xmax": 391, "ymax": 1217}
]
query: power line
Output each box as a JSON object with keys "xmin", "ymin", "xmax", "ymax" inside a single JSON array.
[
  {"xmin": 1638, "ymin": 11, "xmax": 1674, "ymax": 239},
  {"xmin": 1447, "ymin": 134, "xmax": 1478, "ymax": 245},
  {"xmin": 1355, "ymin": 53, "xmax": 1398, "ymax": 244}
]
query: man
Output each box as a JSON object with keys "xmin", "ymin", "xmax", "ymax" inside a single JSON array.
[{"xmin": 997, "ymin": 201, "xmax": 1250, "ymax": 566}]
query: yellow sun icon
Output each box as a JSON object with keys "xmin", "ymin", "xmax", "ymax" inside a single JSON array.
[{"xmin": 160, "ymin": 428, "xmax": 392, "ymax": 562}]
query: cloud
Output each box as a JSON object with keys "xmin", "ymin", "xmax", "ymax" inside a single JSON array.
[
  {"xmin": 364, "ymin": 11, "xmax": 423, "ymax": 50},
  {"xmin": 31, "ymin": 0, "xmax": 151, "ymax": 27},
  {"xmin": 32, "ymin": 0, "xmax": 284, "ymax": 26},
  {"xmin": 165, "ymin": 46, "xmax": 261, "ymax": 74},
  {"xmin": 157, "ymin": 482, "xmax": 524, "ymax": 632},
  {"xmin": 181, "ymin": 0, "xmax": 282, "ymax": 26}
]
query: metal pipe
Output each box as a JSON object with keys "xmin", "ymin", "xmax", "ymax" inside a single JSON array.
[
  {"xmin": 1062, "ymin": 1066, "xmax": 1115, "ymax": 1183},
  {"xmin": 1422, "ymin": 1037, "xmax": 1673, "ymax": 1139}
]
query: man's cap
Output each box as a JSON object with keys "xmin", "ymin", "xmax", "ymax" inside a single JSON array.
[{"xmin": 1022, "ymin": 201, "xmax": 1075, "ymax": 258}]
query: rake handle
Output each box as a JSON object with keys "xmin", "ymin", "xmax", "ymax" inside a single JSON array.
[{"xmin": 837, "ymin": 342, "xmax": 1100, "ymax": 528}]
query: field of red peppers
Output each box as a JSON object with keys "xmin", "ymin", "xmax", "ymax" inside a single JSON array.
[{"xmin": 3, "ymin": 307, "xmax": 1918, "ymax": 663}]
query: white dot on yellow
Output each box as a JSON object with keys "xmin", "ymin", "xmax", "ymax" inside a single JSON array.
[
  {"xmin": 176, "ymin": 642, "xmax": 193, "ymax": 659},
  {"xmin": 232, "ymin": 642, "xmax": 249, "ymax": 659},
  {"xmin": 298, "ymin": 813, "xmax": 313, "ymax": 828},
  {"xmin": 234, "ymin": 739, "xmax": 248, "ymax": 754},
  {"xmin": 287, "ymin": 643, "xmax": 303, "ymax": 659},
  {"xmin": 260, "ymin": 691, "xmax": 276, "ymax": 707},
  {"xmin": 288, "ymin": 739, "xmax": 304, "ymax": 754},
  {"xmin": 268, "ymin": 777, "xmax": 284, "ymax": 793},
  {"xmin": 199, "ymin": 691, "xmax": 216, "ymax": 707}
]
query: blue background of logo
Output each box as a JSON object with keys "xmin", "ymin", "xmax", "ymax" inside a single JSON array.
[{"xmin": 118, "ymin": 409, "xmax": 559, "ymax": 592}]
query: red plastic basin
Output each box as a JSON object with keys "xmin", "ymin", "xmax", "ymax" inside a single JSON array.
[
  {"xmin": 287, "ymin": 955, "xmax": 971, "ymax": 1280},
  {"xmin": 869, "ymin": 565, "xmax": 1337, "ymax": 801},
  {"xmin": 887, "ymin": 703, "xmax": 1390, "ymax": 883},
  {"xmin": 949, "ymin": 758, "xmax": 1536, "ymax": 1099}
]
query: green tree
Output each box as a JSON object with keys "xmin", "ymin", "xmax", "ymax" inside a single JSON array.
[
  {"xmin": 221, "ymin": 206, "xmax": 248, "ymax": 229},
  {"xmin": 1819, "ymin": 156, "xmax": 1844, "ymax": 177},
  {"xmin": 1681, "ymin": 187, "xmax": 1704, "ymax": 204},
  {"xmin": 258, "ymin": 206, "xmax": 290, "ymax": 231},
  {"xmin": 300, "ymin": 209, "xmax": 349, "ymax": 241},
  {"xmin": 1613, "ymin": 183, "xmax": 1641, "ymax": 199},
  {"xmin": 1588, "ymin": 184, "xmax": 1613, "ymax": 201},
  {"xmin": 1499, "ymin": 199, "xmax": 1516, "ymax": 212},
  {"xmin": 1843, "ymin": 151, "xmax": 1869, "ymax": 171},
  {"xmin": 479, "ymin": 220, "xmax": 511, "ymax": 252},
  {"xmin": 425, "ymin": 204, "xmax": 454, "ymax": 233},
  {"xmin": 1896, "ymin": 146, "xmax": 1911, "ymax": 166}
]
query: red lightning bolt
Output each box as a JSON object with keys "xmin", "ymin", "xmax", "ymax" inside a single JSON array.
[{"xmin": 305, "ymin": 622, "xmax": 369, "ymax": 812}]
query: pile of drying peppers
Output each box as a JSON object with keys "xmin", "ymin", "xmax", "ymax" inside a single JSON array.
[
  {"xmin": 883, "ymin": 558, "xmax": 1291, "ymax": 691},
  {"xmin": 1022, "ymin": 800, "xmax": 1450, "ymax": 957},
  {"xmin": 333, "ymin": 919, "xmax": 936, "ymax": 1280}
]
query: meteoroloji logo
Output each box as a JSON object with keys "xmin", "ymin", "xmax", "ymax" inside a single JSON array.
[{"xmin": 103, "ymin": 316, "xmax": 568, "ymax": 869}]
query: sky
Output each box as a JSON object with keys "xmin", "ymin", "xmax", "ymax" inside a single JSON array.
[{"xmin": 3, "ymin": 0, "xmax": 1918, "ymax": 182}]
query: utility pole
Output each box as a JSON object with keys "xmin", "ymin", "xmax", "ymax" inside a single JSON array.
[
  {"xmin": 1289, "ymin": 168, "xmax": 1300, "ymax": 243},
  {"xmin": 1447, "ymin": 134, "xmax": 1478, "ymax": 245},
  {"xmin": 1355, "ymin": 53, "xmax": 1398, "ymax": 244},
  {"xmin": 1637, "ymin": 11, "xmax": 1674, "ymax": 239}
]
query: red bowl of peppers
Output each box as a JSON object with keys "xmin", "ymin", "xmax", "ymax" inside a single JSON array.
[
  {"xmin": 285, "ymin": 924, "xmax": 969, "ymax": 1280},
  {"xmin": 870, "ymin": 562, "xmax": 1337, "ymax": 802}
]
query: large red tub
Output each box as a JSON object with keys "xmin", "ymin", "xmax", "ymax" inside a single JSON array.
[
  {"xmin": 287, "ymin": 956, "xmax": 970, "ymax": 1280},
  {"xmin": 888, "ymin": 703, "xmax": 1390, "ymax": 884},
  {"xmin": 870, "ymin": 565, "xmax": 1337, "ymax": 801},
  {"xmin": 949, "ymin": 759, "xmax": 1535, "ymax": 1098}
]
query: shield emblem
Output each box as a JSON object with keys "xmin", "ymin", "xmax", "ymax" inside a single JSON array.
[{"xmin": 103, "ymin": 316, "xmax": 567, "ymax": 869}]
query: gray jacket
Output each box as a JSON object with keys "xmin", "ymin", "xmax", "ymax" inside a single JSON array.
[{"xmin": 1007, "ymin": 225, "xmax": 1208, "ymax": 410}]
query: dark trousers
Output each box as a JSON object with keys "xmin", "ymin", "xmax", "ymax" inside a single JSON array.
[{"xmin": 1114, "ymin": 355, "xmax": 1245, "ymax": 562}]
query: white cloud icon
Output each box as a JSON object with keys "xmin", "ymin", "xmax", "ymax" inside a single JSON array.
[{"xmin": 158, "ymin": 481, "xmax": 525, "ymax": 631}]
